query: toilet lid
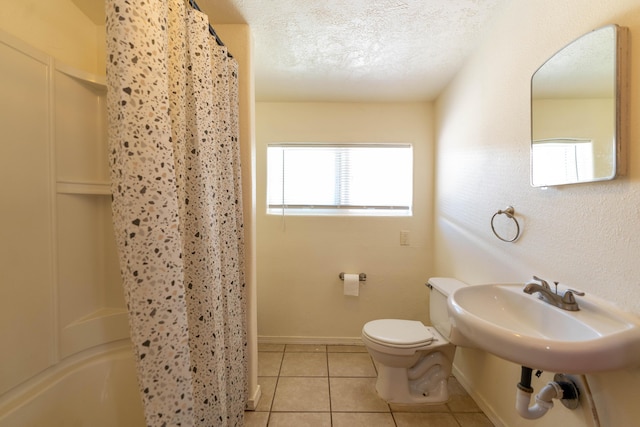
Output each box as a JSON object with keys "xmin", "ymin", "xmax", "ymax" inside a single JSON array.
[{"xmin": 363, "ymin": 319, "xmax": 434, "ymax": 347}]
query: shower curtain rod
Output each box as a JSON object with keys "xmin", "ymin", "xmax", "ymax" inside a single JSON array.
[{"xmin": 188, "ymin": 0, "xmax": 232, "ymax": 56}]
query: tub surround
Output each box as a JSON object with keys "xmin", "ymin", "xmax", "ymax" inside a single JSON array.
[
  {"xmin": 0, "ymin": 0, "xmax": 259, "ymax": 418},
  {"xmin": 0, "ymin": 25, "xmax": 126, "ymax": 397},
  {"xmin": 0, "ymin": 341, "xmax": 144, "ymax": 427}
]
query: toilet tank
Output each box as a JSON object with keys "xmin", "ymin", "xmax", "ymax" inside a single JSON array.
[{"xmin": 427, "ymin": 278, "xmax": 468, "ymax": 339}]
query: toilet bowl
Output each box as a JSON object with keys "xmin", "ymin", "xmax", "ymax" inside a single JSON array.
[{"xmin": 361, "ymin": 278, "xmax": 467, "ymax": 404}]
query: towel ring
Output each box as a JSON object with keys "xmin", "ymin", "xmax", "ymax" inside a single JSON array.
[{"xmin": 491, "ymin": 206, "xmax": 520, "ymax": 242}]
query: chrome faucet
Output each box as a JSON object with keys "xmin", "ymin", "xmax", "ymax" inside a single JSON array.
[{"xmin": 523, "ymin": 276, "xmax": 584, "ymax": 311}]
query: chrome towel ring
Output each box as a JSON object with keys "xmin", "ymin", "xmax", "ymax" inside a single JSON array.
[{"xmin": 491, "ymin": 206, "xmax": 521, "ymax": 242}]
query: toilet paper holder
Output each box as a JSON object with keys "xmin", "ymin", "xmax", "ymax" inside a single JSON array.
[{"xmin": 339, "ymin": 272, "xmax": 367, "ymax": 282}]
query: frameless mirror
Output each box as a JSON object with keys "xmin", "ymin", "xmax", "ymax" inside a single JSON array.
[{"xmin": 531, "ymin": 25, "xmax": 628, "ymax": 187}]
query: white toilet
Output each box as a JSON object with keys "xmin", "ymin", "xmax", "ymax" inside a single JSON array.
[{"xmin": 361, "ymin": 277, "xmax": 467, "ymax": 404}]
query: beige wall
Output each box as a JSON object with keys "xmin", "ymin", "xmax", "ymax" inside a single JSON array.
[
  {"xmin": 435, "ymin": 0, "xmax": 640, "ymax": 425},
  {"xmin": 0, "ymin": 0, "xmax": 103, "ymax": 74},
  {"xmin": 256, "ymin": 102, "xmax": 435, "ymax": 340}
]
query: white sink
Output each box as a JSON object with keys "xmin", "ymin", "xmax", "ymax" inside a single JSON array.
[{"xmin": 447, "ymin": 283, "xmax": 640, "ymax": 373}]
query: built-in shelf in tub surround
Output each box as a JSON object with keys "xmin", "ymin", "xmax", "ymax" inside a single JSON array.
[
  {"xmin": 1, "ymin": 26, "xmax": 126, "ymax": 397},
  {"xmin": 54, "ymin": 61, "xmax": 108, "ymax": 186},
  {"xmin": 53, "ymin": 60, "xmax": 126, "ymax": 359},
  {"xmin": 56, "ymin": 181, "xmax": 111, "ymax": 195}
]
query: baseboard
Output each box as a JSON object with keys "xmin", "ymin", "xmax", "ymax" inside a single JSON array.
[
  {"xmin": 452, "ymin": 364, "xmax": 505, "ymax": 427},
  {"xmin": 245, "ymin": 384, "xmax": 261, "ymax": 411},
  {"xmin": 258, "ymin": 335, "xmax": 364, "ymax": 346}
]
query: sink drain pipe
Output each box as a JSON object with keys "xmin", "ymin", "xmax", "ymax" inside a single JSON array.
[{"xmin": 516, "ymin": 366, "xmax": 579, "ymax": 420}]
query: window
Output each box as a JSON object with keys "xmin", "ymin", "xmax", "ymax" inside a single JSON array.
[
  {"xmin": 267, "ymin": 143, "xmax": 413, "ymax": 216},
  {"xmin": 531, "ymin": 138, "xmax": 594, "ymax": 186}
]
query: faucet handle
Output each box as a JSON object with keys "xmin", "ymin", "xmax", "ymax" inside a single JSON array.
[
  {"xmin": 531, "ymin": 275, "xmax": 551, "ymax": 290},
  {"xmin": 562, "ymin": 289, "xmax": 585, "ymax": 304}
]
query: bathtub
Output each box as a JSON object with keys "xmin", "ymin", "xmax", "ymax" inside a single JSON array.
[{"xmin": 0, "ymin": 341, "xmax": 144, "ymax": 427}]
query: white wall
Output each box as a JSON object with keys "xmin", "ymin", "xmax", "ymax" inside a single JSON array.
[
  {"xmin": 435, "ymin": 0, "xmax": 640, "ymax": 425},
  {"xmin": 256, "ymin": 102, "xmax": 435, "ymax": 340}
]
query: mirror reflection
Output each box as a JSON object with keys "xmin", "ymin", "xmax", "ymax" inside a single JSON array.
[{"xmin": 531, "ymin": 25, "xmax": 626, "ymax": 187}]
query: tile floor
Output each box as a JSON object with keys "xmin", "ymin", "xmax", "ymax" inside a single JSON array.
[{"xmin": 245, "ymin": 343, "xmax": 494, "ymax": 427}]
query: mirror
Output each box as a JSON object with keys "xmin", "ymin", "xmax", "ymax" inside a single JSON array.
[{"xmin": 531, "ymin": 25, "xmax": 627, "ymax": 187}]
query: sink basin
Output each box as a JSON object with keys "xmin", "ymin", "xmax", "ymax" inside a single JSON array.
[{"xmin": 448, "ymin": 283, "xmax": 640, "ymax": 373}]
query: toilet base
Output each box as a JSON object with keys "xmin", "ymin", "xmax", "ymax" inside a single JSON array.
[{"xmin": 373, "ymin": 346, "xmax": 456, "ymax": 404}]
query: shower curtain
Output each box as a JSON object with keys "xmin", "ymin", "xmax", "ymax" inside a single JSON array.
[{"xmin": 106, "ymin": 0, "xmax": 247, "ymax": 425}]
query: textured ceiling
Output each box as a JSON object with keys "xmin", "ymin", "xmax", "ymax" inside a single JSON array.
[
  {"xmin": 200, "ymin": 0, "xmax": 506, "ymax": 102},
  {"xmin": 74, "ymin": 0, "xmax": 507, "ymax": 102}
]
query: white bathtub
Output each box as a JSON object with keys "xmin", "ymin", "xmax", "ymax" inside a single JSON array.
[{"xmin": 0, "ymin": 341, "xmax": 144, "ymax": 427}]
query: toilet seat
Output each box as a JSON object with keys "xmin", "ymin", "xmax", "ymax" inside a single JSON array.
[{"xmin": 362, "ymin": 319, "xmax": 434, "ymax": 349}]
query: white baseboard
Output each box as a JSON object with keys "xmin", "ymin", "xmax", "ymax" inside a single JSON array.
[
  {"xmin": 452, "ymin": 364, "xmax": 505, "ymax": 427},
  {"xmin": 245, "ymin": 384, "xmax": 262, "ymax": 411},
  {"xmin": 258, "ymin": 336, "xmax": 364, "ymax": 346}
]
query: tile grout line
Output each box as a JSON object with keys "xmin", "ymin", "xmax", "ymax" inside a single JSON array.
[
  {"xmin": 265, "ymin": 347, "xmax": 284, "ymax": 425},
  {"xmin": 255, "ymin": 344, "xmax": 494, "ymax": 426},
  {"xmin": 326, "ymin": 348, "xmax": 333, "ymax": 426}
]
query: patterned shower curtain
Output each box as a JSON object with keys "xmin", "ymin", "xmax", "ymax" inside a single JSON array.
[{"xmin": 106, "ymin": 0, "xmax": 247, "ymax": 425}]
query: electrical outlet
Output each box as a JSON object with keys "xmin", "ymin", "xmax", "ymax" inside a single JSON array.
[{"xmin": 400, "ymin": 230, "xmax": 410, "ymax": 246}]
